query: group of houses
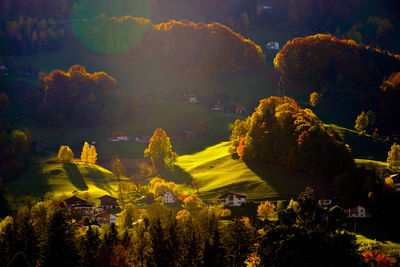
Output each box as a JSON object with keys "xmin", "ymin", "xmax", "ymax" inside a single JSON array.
[
  {"xmin": 64, "ymin": 195, "xmax": 119, "ymax": 225},
  {"xmin": 108, "ymin": 131, "xmax": 152, "ymax": 144},
  {"xmin": 0, "ymin": 62, "xmax": 38, "ymax": 78}
]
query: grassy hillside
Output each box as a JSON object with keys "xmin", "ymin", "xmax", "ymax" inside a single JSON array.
[
  {"xmin": 176, "ymin": 141, "xmax": 335, "ymax": 202},
  {"xmin": 6, "ymin": 152, "xmax": 121, "ymax": 208}
]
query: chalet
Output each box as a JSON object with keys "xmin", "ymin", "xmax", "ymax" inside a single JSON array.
[
  {"xmin": 109, "ymin": 131, "xmax": 129, "ymax": 141},
  {"xmin": 318, "ymin": 198, "xmax": 332, "ymax": 207},
  {"xmin": 99, "ymin": 195, "xmax": 119, "ymax": 209},
  {"xmin": 235, "ymin": 104, "xmax": 246, "ymax": 114},
  {"xmin": 92, "ymin": 211, "xmax": 117, "ymax": 225},
  {"xmin": 344, "ymin": 205, "xmax": 370, "ymax": 218},
  {"xmin": 265, "ymin": 42, "xmax": 280, "ymax": 50},
  {"xmin": 211, "ymin": 101, "xmax": 224, "ymax": 111},
  {"xmin": 390, "ymin": 174, "xmax": 400, "ymax": 192},
  {"xmin": 135, "ymin": 135, "xmax": 151, "ymax": 144},
  {"xmin": 162, "ymin": 190, "xmax": 176, "ymax": 204},
  {"xmin": 218, "ymin": 192, "xmax": 247, "ymax": 206},
  {"xmin": 180, "ymin": 130, "xmax": 196, "ymax": 141},
  {"xmin": 184, "ymin": 93, "xmax": 199, "ymax": 104},
  {"xmin": 64, "ymin": 196, "xmax": 87, "ymax": 207}
]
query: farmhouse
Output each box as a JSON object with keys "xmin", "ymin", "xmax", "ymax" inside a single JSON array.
[
  {"xmin": 162, "ymin": 190, "xmax": 176, "ymax": 204},
  {"xmin": 344, "ymin": 205, "xmax": 370, "ymax": 218},
  {"xmin": 64, "ymin": 196, "xmax": 87, "ymax": 207},
  {"xmin": 92, "ymin": 211, "xmax": 117, "ymax": 225},
  {"xmin": 265, "ymin": 42, "xmax": 280, "ymax": 50},
  {"xmin": 109, "ymin": 131, "xmax": 129, "ymax": 141},
  {"xmin": 180, "ymin": 130, "xmax": 196, "ymax": 142},
  {"xmin": 390, "ymin": 174, "xmax": 400, "ymax": 192},
  {"xmin": 184, "ymin": 93, "xmax": 199, "ymax": 103},
  {"xmin": 235, "ymin": 104, "xmax": 246, "ymax": 114},
  {"xmin": 318, "ymin": 198, "xmax": 332, "ymax": 207},
  {"xmin": 70, "ymin": 202, "xmax": 96, "ymax": 215},
  {"xmin": 211, "ymin": 101, "xmax": 224, "ymax": 111},
  {"xmin": 218, "ymin": 192, "xmax": 247, "ymax": 206},
  {"xmin": 99, "ymin": 195, "xmax": 119, "ymax": 209}
]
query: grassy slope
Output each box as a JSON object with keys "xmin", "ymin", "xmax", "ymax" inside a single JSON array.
[
  {"xmin": 6, "ymin": 152, "xmax": 120, "ymax": 203},
  {"xmin": 176, "ymin": 141, "xmax": 335, "ymax": 202}
]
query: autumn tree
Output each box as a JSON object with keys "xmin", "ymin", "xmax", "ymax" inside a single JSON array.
[
  {"xmin": 387, "ymin": 143, "xmax": 400, "ymax": 172},
  {"xmin": 57, "ymin": 146, "xmax": 74, "ymax": 162},
  {"xmin": 119, "ymin": 203, "xmax": 139, "ymax": 230},
  {"xmin": 309, "ymin": 92, "xmax": 322, "ymax": 107},
  {"xmin": 81, "ymin": 142, "xmax": 90, "ymax": 163},
  {"xmin": 144, "ymin": 128, "xmax": 178, "ymax": 170},
  {"xmin": 354, "ymin": 111, "xmax": 369, "ymax": 133},
  {"xmin": 112, "ymin": 157, "xmax": 125, "ymax": 181},
  {"xmin": 257, "ymin": 201, "xmax": 277, "ymax": 221},
  {"xmin": 89, "ymin": 145, "xmax": 97, "ymax": 165}
]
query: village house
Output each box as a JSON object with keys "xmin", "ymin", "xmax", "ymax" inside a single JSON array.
[
  {"xmin": 99, "ymin": 195, "xmax": 119, "ymax": 209},
  {"xmin": 64, "ymin": 196, "xmax": 87, "ymax": 207},
  {"xmin": 180, "ymin": 130, "xmax": 196, "ymax": 142},
  {"xmin": 211, "ymin": 101, "xmax": 224, "ymax": 111},
  {"xmin": 344, "ymin": 205, "xmax": 371, "ymax": 218},
  {"xmin": 235, "ymin": 104, "xmax": 246, "ymax": 114},
  {"xmin": 70, "ymin": 202, "xmax": 97, "ymax": 215},
  {"xmin": 184, "ymin": 93, "xmax": 200, "ymax": 103},
  {"xmin": 92, "ymin": 211, "xmax": 117, "ymax": 225},
  {"xmin": 265, "ymin": 42, "xmax": 280, "ymax": 50},
  {"xmin": 162, "ymin": 190, "xmax": 176, "ymax": 204},
  {"xmin": 318, "ymin": 198, "xmax": 332, "ymax": 207},
  {"xmin": 258, "ymin": 1, "xmax": 273, "ymax": 11},
  {"xmin": 390, "ymin": 174, "xmax": 400, "ymax": 192},
  {"xmin": 109, "ymin": 131, "xmax": 129, "ymax": 141},
  {"xmin": 218, "ymin": 192, "xmax": 247, "ymax": 206}
]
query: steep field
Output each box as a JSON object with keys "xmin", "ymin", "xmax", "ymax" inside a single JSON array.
[{"xmin": 176, "ymin": 142, "xmax": 335, "ymax": 201}]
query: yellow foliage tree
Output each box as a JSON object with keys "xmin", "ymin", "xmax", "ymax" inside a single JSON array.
[
  {"xmin": 144, "ymin": 128, "xmax": 178, "ymax": 170},
  {"xmin": 89, "ymin": 145, "xmax": 97, "ymax": 164},
  {"xmin": 257, "ymin": 201, "xmax": 277, "ymax": 221},
  {"xmin": 81, "ymin": 141, "xmax": 90, "ymax": 163},
  {"xmin": 57, "ymin": 145, "xmax": 74, "ymax": 162}
]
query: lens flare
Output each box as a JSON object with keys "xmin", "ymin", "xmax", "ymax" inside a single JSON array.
[{"xmin": 70, "ymin": 0, "xmax": 151, "ymax": 54}]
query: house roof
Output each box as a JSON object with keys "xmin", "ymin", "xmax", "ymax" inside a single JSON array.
[
  {"xmin": 235, "ymin": 104, "xmax": 246, "ymax": 111},
  {"xmin": 64, "ymin": 196, "xmax": 87, "ymax": 205},
  {"xmin": 218, "ymin": 192, "xmax": 247, "ymax": 199},
  {"xmin": 111, "ymin": 131, "xmax": 128, "ymax": 138},
  {"xmin": 99, "ymin": 195, "xmax": 117, "ymax": 200}
]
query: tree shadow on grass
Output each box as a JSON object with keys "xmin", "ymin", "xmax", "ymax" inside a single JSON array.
[
  {"xmin": 159, "ymin": 165, "xmax": 194, "ymax": 185},
  {"xmin": 84, "ymin": 166, "xmax": 113, "ymax": 194},
  {"xmin": 63, "ymin": 163, "xmax": 88, "ymax": 191}
]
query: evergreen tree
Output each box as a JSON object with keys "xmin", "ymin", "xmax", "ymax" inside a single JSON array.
[
  {"xmin": 40, "ymin": 210, "xmax": 79, "ymax": 267},
  {"xmin": 7, "ymin": 251, "xmax": 30, "ymax": 267},
  {"xmin": 79, "ymin": 226, "xmax": 101, "ymax": 267},
  {"xmin": 81, "ymin": 142, "xmax": 90, "ymax": 163},
  {"xmin": 15, "ymin": 207, "xmax": 39, "ymax": 266},
  {"xmin": 354, "ymin": 111, "xmax": 369, "ymax": 133}
]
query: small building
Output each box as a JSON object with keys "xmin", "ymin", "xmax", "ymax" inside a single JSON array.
[
  {"xmin": 109, "ymin": 131, "xmax": 129, "ymax": 142},
  {"xmin": 318, "ymin": 198, "xmax": 332, "ymax": 207},
  {"xmin": 135, "ymin": 135, "xmax": 151, "ymax": 144},
  {"xmin": 258, "ymin": 1, "xmax": 273, "ymax": 10},
  {"xmin": 15, "ymin": 63, "xmax": 36, "ymax": 77},
  {"xmin": 162, "ymin": 191, "xmax": 176, "ymax": 204},
  {"xmin": 64, "ymin": 196, "xmax": 87, "ymax": 207},
  {"xmin": 184, "ymin": 93, "xmax": 199, "ymax": 104},
  {"xmin": 344, "ymin": 205, "xmax": 370, "ymax": 218},
  {"xmin": 180, "ymin": 130, "xmax": 196, "ymax": 142},
  {"xmin": 99, "ymin": 195, "xmax": 119, "ymax": 209},
  {"xmin": 211, "ymin": 101, "xmax": 224, "ymax": 111},
  {"xmin": 390, "ymin": 174, "xmax": 400, "ymax": 192},
  {"xmin": 218, "ymin": 192, "xmax": 247, "ymax": 206},
  {"xmin": 92, "ymin": 211, "xmax": 117, "ymax": 225},
  {"xmin": 265, "ymin": 42, "xmax": 280, "ymax": 50},
  {"xmin": 235, "ymin": 104, "xmax": 246, "ymax": 114}
]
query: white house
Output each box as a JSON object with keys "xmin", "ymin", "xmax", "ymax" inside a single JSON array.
[
  {"xmin": 109, "ymin": 131, "xmax": 129, "ymax": 142},
  {"xmin": 162, "ymin": 191, "xmax": 176, "ymax": 203},
  {"xmin": 318, "ymin": 198, "xmax": 332, "ymax": 207},
  {"xmin": 71, "ymin": 203, "xmax": 96, "ymax": 215},
  {"xmin": 390, "ymin": 174, "xmax": 400, "ymax": 192},
  {"xmin": 184, "ymin": 93, "xmax": 199, "ymax": 104},
  {"xmin": 266, "ymin": 42, "xmax": 280, "ymax": 50},
  {"xmin": 92, "ymin": 211, "xmax": 117, "ymax": 225},
  {"xmin": 218, "ymin": 192, "xmax": 247, "ymax": 206},
  {"xmin": 344, "ymin": 205, "xmax": 370, "ymax": 218}
]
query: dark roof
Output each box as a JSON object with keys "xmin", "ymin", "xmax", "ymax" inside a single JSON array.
[
  {"xmin": 218, "ymin": 192, "xmax": 247, "ymax": 199},
  {"xmin": 73, "ymin": 203, "xmax": 94, "ymax": 208},
  {"xmin": 98, "ymin": 195, "xmax": 117, "ymax": 200},
  {"xmin": 65, "ymin": 196, "xmax": 87, "ymax": 205}
]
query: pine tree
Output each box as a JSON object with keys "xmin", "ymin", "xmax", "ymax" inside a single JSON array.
[
  {"xmin": 89, "ymin": 145, "xmax": 97, "ymax": 165},
  {"xmin": 81, "ymin": 142, "xmax": 90, "ymax": 163}
]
